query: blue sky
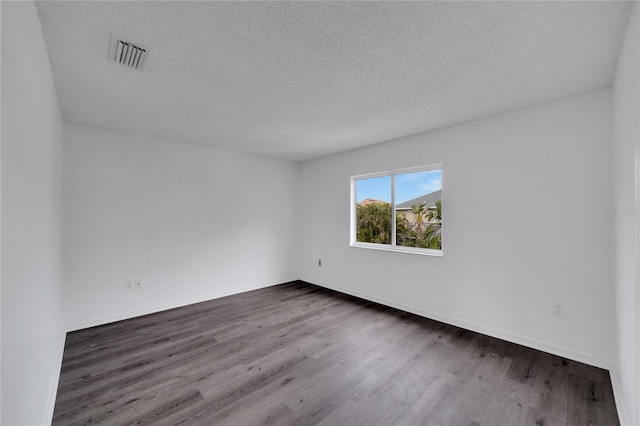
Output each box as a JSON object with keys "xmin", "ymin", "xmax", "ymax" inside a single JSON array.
[{"xmin": 355, "ymin": 170, "xmax": 442, "ymax": 205}]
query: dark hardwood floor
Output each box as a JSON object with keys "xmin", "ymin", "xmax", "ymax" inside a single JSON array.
[{"xmin": 53, "ymin": 281, "xmax": 619, "ymax": 425}]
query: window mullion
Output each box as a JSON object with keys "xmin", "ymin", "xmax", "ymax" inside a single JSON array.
[{"xmin": 391, "ymin": 173, "xmax": 396, "ymax": 247}]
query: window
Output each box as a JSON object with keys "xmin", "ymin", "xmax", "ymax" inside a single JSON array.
[{"xmin": 351, "ymin": 164, "xmax": 442, "ymax": 255}]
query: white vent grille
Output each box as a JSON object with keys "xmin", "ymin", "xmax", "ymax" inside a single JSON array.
[{"xmin": 110, "ymin": 37, "xmax": 147, "ymax": 70}]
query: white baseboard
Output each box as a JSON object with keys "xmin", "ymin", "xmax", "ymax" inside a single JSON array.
[
  {"xmin": 44, "ymin": 332, "xmax": 67, "ymax": 425},
  {"xmin": 610, "ymin": 368, "xmax": 632, "ymax": 426},
  {"xmin": 302, "ymin": 277, "xmax": 612, "ymax": 370},
  {"xmin": 65, "ymin": 277, "xmax": 297, "ymax": 332}
]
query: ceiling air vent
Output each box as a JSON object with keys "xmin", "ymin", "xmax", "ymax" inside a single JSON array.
[{"xmin": 109, "ymin": 37, "xmax": 148, "ymax": 70}]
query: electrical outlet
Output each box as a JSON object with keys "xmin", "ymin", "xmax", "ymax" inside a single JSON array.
[
  {"xmin": 318, "ymin": 259, "xmax": 322, "ymax": 267},
  {"xmin": 134, "ymin": 280, "xmax": 142, "ymax": 290},
  {"xmin": 125, "ymin": 281, "xmax": 134, "ymax": 291},
  {"xmin": 552, "ymin": 303, "xmax": 565, "ymax": 317}
]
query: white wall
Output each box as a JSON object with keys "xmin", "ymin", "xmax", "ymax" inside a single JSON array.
[
  {"xmin": 298, "ymin": 89, "xmax": 614, "ymax": 368},
  {"xmin": 1, "ymin": 5, "xmax": 4, "ymax": 422},
  {"xmin": 63, "ymin": 123, "xmax": 299, "ymax": 330},
  {"xmin": 1, "ymin": 2, "xmax": 66, "ymax": 425},
  {"xmin": 612, "ymin": 3, "xmax": 639, "ymax": 425},
  {"xmin": 1, "ymin": 4, "xmax": 4, "ymax": 421}
]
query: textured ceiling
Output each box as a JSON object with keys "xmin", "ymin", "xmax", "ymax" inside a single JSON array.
[{"xmin": 36, "ymin": 1, "xmax": 633, "ymax": 162}]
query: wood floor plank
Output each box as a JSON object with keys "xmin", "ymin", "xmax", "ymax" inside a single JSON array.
[{"xmin": 53, "ymin": 281, "xmax": 620, "ymax": 425}]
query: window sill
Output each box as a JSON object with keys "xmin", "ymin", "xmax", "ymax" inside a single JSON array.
[{"xmin": 350, "ymin": 242, "xmax": 443, "ymax": 256}]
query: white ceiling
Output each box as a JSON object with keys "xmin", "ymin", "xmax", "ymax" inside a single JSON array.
[{"xmin": 36, "ymin": 1, "xmax": 633, "ymax": 162}]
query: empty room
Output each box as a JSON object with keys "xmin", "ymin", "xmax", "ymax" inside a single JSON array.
[{"xmin": 2, "ymin": 1, "xmax": 639, "ymax": 425}]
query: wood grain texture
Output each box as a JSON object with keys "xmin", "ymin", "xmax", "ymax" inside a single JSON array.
[{"xmin": 53, "ymin": 281, "xmax": 619, "ymax": 425}]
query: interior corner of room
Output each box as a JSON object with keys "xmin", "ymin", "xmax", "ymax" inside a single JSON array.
[{"xmin": 1, "ymin": 1, "xmax": 639, "ymax": 425}]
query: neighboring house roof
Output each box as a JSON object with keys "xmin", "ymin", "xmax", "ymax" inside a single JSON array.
[
  {"xmin": 395, "ymin": 190, "xmax": 442, "ymax": 210},
  {"xmin": 357, "ymin": 198, "xmax": 389, "ymax": 207}
]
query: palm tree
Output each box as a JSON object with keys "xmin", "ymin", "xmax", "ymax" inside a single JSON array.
[
  {"xmin": 356, "ymin": 203, "xmax": 391, "ymax": 244},
  {"xmin": 415, "ymin": 224, "xmax": 442, "ymax": 249},
  {"xmin": 410, "ymin": 202, "xmax": 426, "ymax": 234},
  {"xmin": 427, "ymin": 200, "xmax": 442, "ymax": 224},
  {"xmin": 396, "ymin": 212, "xmax": 410, "ymax": 246}
]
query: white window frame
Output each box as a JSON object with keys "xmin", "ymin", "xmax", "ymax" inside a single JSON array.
[{"xmin": 350, "ymin": 164, "xmax": 443, "ymax": 256}]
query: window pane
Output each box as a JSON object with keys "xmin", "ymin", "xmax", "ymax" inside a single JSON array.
[
  {"xmin": 355, "ymin": 176, "xmax": 392, "ymax": 245},
  {"xmin": 394, "ymin": 170, "xmax": 442, "ymax": 249}
]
